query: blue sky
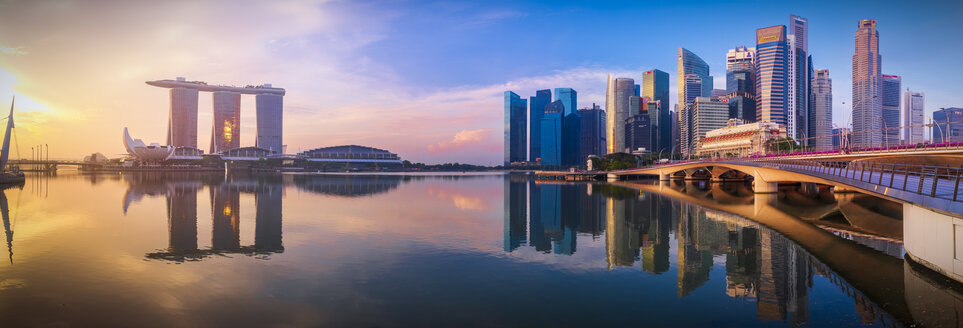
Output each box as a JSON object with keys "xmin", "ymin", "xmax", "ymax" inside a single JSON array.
[{"xmin": 1, "ymin": 0, "xmax": 961, "ymax": 165}]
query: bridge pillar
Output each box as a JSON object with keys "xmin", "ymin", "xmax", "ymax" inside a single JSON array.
[
  {"xmin": 834, "ymin": 186, "xmax": 858, "ymax": 193},
  {"xmin": 904, "ymin": 204, "xmax": 963, "ymax": 284},
  {"xmin": 753, "ymin": 178, "xmax": 777, "ymax": 194},
  {"xmin": 606, "ymin": 173, "xmax": 618, "ymax": 181},
  {"xmin": 659, "ymin": 174, "xmax": 671, "ymax": 181}
]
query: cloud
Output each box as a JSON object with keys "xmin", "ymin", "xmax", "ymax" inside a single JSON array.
[
  {"xmin": 0, "ymin": 46, "xmax": 29, "ymax": 56},
  {"xmin": 427, "ymin": 129, "xmax": 493, "ymax": 154}
]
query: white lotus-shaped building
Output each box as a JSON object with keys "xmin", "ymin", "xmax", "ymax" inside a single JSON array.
[{"xmin": 124, "ymin": 127, "xmax": 174, "ymax": 161}]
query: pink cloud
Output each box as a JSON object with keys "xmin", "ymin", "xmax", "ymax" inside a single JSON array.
[{"xmin": 427, "ymin": 129, "xmax": 493, "ymax": 154}]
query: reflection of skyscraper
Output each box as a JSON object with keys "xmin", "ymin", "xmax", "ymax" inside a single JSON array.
[
  {"xmin": 578, "ymin": 184, "xmax": 605, "ymax": 238},
  {"xmin": 255, "ymin": 183, "xmax": 284, "ymax": 251},
  {"xmin": 211, "ymin": 184, "xmax": 240, "ymax": 250},
  {"xmin": 503, "ymin": 174, "xmax": 528, "ymax": 252},
  {"xmin": 605, "ymin": 192, "xmax": 641, "ymax": 269},
  {"xmin": 555, "ymin": 184, "xmax": 579, "ymax": 255},
  {"xmin": 676, "ymin": 204, "xmax": 714, "ymax": 296},
  {"xmin": 168, "ymin": 184, "xmax": 198, "ymax": 252}
]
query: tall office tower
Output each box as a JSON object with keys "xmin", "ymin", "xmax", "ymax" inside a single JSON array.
[
  {"xmin": 554, "ymin": 88, "xmax": 581, "ymax": 165},
  {"xmin": 255, "ymin": 93, "xmax": 284, "ymax": 153},
  {"xmin": 726, "ymin": 46, "xmax": 755, "ymax": 94},
  {"xmin": 211, "ymin": 91, "xmax": 241, "ymax": 153},
  {"xmin": 903, "ymin": 90, "xmax": 925, "ymax": 143},
  {"xmin": 692, "ymin": 97, "xmax": 730, "ymax": 152},
  {"xmin": 642, "ymin": 69, "xmax": 670, "ymax": 153},
  {"xmin": 625, "ymin": 114, "xmax": 651, "ymax": 153},
  {"xmin": 809, "ymin": 69, "xmax": 833, "ymax": 150},
  {"xmin": 634, "ymin": 84, "xmax": 641, "ymax": 97},
  {"xmin": 881, "ymin": 74, "xmax": 901, "ymax": 146},
  {"xmin": 678, "ymin": 48, "xmax": 712, "ymax": 155},
  {"xmin": 932, "ymin": 108, "xmax": 963, "ymax": 143},
  {"xmin": 853, "ymin": 19, "xmax": 882, "ymax": 148},
  {"xmin": 606, "ymin": 75, "xmax": 636, "ymax": 153},
  {"xmin": 629, "ymin": 96, "xmax": 644, "ymax": 116},
  {"xmin": 755, "ymin": 25, "xmax": 789, "ymax": 126},
  {"xmin": 529, "ymin": 89, "xmax": 551, "ymax": 162},
  {"xmin": 728, "ymin": 93, "xmax": 756, "ymax": 122},
  {"xmin": 167, "ymin": 87, "xmax": 199, "ymax": 148},
  {"xmin": 671, "ymin": 106, "xmax": 679, "ymax": 154},
  {"xmin": 680, "ymin": 74, "xmax": 703, "ymax": 156},
  {"xmin": 578, "ymin": 104, "xmax": 606, "ymax": 160},
  {"xmin": 503, "ymin": 91, "xmax": 527, "ymax": 166},
  {"xmin": 711, "ymin": 89, "xmax": 727, "ymax": 97},
  {"xmin": 788, "ymin": 15, "xmax": 809, "ymax": 144},
  {"xmin": 540, "ymin": 100, "xmax": 564, "ymax": 166}
]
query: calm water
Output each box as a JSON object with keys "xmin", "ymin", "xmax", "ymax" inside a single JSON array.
[{"xmin": 0, "ymin": 172, "xmax": 959, "ymax": 327}]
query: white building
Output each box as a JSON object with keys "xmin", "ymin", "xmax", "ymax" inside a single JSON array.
[{"xmin": 904, "ymin": 90, "xmax": 925, "ymax": 143}]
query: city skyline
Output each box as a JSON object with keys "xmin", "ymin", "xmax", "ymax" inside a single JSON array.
[{"xmin": 2, "ymin": 1, "xmax": 962, "ymax": 165}]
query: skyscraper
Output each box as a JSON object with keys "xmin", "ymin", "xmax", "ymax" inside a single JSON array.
[
  {"xmin": 678, "ymin": 48, "xmax": 712, "ymax": 156},
  {"xmin": 809, "ymin": 69, "xmax": 833, "ymax": 150},
  {"xmin": 168, "ymin": 87, "xmax": 199, "ymax": 149},
  {"xmin": 503, "ymin": 91, "xmax": 527, "ymax": 166},
  {"xmin": 726, "ymin": 46, "xmax": 755, "ymax": 94},
  {"xmin": 932, "ymin": 108, "xmax": 963, "ymax": 143},
  {"xmin": 555, "ymin": 88, "xmax": 581, "ymax": 166},
  {"xmin": 578, "ymin": 104, "xmax": 606, "ymax": 160},
  {"xmin": 625, "ymin": 114, "xmax": 651, "ymax": 153},
  {"xmin": 904, "ymin": 90, "xmax": 925, "ymax": 144},
  {"xmin": 692, "ymin": 97, "xmax": 730, "ymax": 153},
  {"xmin": 788, "ymin": 15, "xmax": 809, "ymax": 143},
  {"xmin": 529, "ymin": 89, "xmax": 551, "ymax": 162},
  {"xmin": 642, "ymin": 69, "xmax": 670, "ymax": 153},
  {"xmin": 540, "ymin": 100, "xmax": 564, "ymax": 166},
  {"xmin": 211, "ymin": 91, "xmax": 241, "ymax": 153},
  {"xmin": 882, "ymin": 74, "xmax": 901, "ymax": 146},
  {"xmin": 606, "ymin": 75, "xmax": 636, "ymax": 153},
  {"xmin": 255, "ymin": 93, "xmax": 284, "ymax": 153},
  {"xmin": 853, "ymin": 19, "xmax": 882, "ymax": 148},
  {"xmin": 755, "ymin": 25, "xmax": 789, "ymax": 126}
]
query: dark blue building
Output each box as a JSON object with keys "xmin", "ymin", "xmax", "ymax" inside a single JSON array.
[
  {"xmin": 540, "ymin": 100, "xmax": 564, "ymax": 166},
  {"xmin": 933, "ymin": 108, "xmax": 963, "ymax": 143},
  {"xmin": 642, "ymin": 69, "xmax": 670, "ymax": 154},
  {"xmin": 504, "ymin": 91, "xmax": 527, "ymax": 166},
  {"xmin": 529, "ymin": 89, "xmax": 551, "ymax": 162}
]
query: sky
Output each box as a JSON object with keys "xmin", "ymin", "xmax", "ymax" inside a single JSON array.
[{"xmin": 1, "ymin": 0, "xmax": 962, "ymax": 165}]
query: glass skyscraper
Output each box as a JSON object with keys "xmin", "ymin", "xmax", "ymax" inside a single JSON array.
[
  {"xmin": 540, "ymin": 100, "xmax": 564, "ymax": 166},
  {"xmin": 642, "ymin": 69, "xmax": 670, "ymax": 154},
  {"xmin": 529, "ymin": 89, "xmax": 551, "ymax": 162},
  {"xmin": 809, "ymin": 69, "xmax": 833, "ymax": 150},
  {"xmin": 788, "ymin": 15, "xmax": 809, "ymax": 143},
  {"xmin": 755, "ymin": 25, "xmax": 789, "ymax": 126},
  {"xmin": 904, "ymin": 90, "xmax": 925, "ymax": 144},
  {"xmin": 554, "ymin": 88, "xmax": 580, "ymax": 166},
  {"xmin": 677, "ymin": 48, "xmax": 712, "ymax": 156},
  {"xmin": 852, "ymin": 19, "xmax": 882, "ymax": 148},
  {"xmin": 882, "ymin": 74, "xmax": 901, "ymax": 146},
  {"xmin": 933, "ymin": 108, "xmax": 963, "ymax": 143},
  {"xmin": 504, "ymin": 91, "xmax": 527, "ymax": 166},
  {"xmin": 726, "ymin": 46, "xmax": 755, "ymax": 94},
  {"xmin": 578, "ymin": 104, "xmax": 606, "ymax": 160},
  {"xmin": 606, "ymin": 75, "xmax": 636, "ymax": 154}
]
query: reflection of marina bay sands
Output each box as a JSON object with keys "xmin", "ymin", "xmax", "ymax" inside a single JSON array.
[
  {"xmin": 146, "ymin": 77, "xmax": 285, "ymax": 154},
  {"xmin": 122, "ymin": 174, "xmax": 284, "ymax": 261}
]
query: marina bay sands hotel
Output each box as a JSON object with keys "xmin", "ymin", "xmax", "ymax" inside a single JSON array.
[{"xmin": 146, "ymin": 77, "xmax": 285, "ymax": 154}]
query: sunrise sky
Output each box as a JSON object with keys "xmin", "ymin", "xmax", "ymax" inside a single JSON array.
[{"xmin": 1, "ymin": 0, "xmax": 961, "ymax": 165}]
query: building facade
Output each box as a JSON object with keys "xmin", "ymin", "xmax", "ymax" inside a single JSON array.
[
  {"xmin": 832, "ymin": 128, "xmax": 852, "ymax": 149},
  {"xmin": 578, "ymin": 104, "xmax": 606, "ymax": 160},
  {"xmin": 606, "ymin": 75, "xmax": 636, "ymax": 153},
  {"xmin": 728, "ymin": 92, "xmax": 756, "ymax": 123},
  {"xmin": 211, "ymin": 91, "xmax": 241, "ymax": 153},
  {"xmin": 529, "ymin": 89, "xmax": 551, "ymax": 162},
  {"xmin": 726, "ymin": 46, "xmax": 755, "ymax": 94},
  {"xmin": 625, "ymin": 114, "xmax": 651, "ymax": 154},
  {"xmin": 642, "ymin": 69, "xmax": 670, "ymax": 154},
  {"xmin": 932, "ymin": 108, "xmax": 963, "ymax": 144},
  {"xmin": 755, "ymin": 25, "xmax": 789, "ymax": 126},
  {"xmin": 503, "ymin": 91, "xmax": 527, "ymax": 165},
  {"xmin": 696, "ymin": 120, "xmax": 787, "ymax": 157},
  {"xmin": 882, "ymin": 74, "xmax": 901, "ymax": 146},
  {"xmin": 788, "ymin": 15, "xmax": 809, "ymax": 144},
  {"xmin": 255, "ymin": 93, "xmax": 284, "ymax": 153},
  {"xmin": 540, "ymin": 100, "xmax": 564, "ymax": 166},
  {"xmin": 904, "ymin": 90, "xmax": 925, "ymax": 144},
  {"xmin": 678, "ymin": 48, "xmax": 712, "ymax": 156},
  {"xmin": 692, "ymin": 97, "xmax": 731, "ymax": 154},
  {"xmin": 852, "ymin": 19, "xmax": 882, "ymax": 148},
  {"xmin": 809, "ymin": 69, "xmax": 833, "ymax": 150},
  {"xmin": 168, "ymin": 87, "xmax": 199, "ymax": 149}
]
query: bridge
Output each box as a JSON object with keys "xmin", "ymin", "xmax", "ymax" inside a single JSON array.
[{"xmin": 7, "ymin": 159, "xmax": 99, "ymax": 172}]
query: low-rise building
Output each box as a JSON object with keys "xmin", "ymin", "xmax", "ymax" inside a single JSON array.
[{"xmin": 696, "ymin": 119, "xmax": 787, "ymax": 157}]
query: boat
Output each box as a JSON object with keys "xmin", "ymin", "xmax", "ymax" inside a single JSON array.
[{"xmin": 0, "ymin": 97, "xmax": 25, "ymax": 184}]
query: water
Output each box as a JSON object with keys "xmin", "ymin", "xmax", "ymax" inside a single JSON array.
[{"xmin": 0, "ymin": 172, "xmax": 957, "ymax": 327}]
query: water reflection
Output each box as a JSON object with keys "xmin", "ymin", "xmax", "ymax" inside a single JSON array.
[
  {"xmin": 0, "ymin": 184, "xmax": 21, "ymax": 264},
  {"xmin": 123, "ymin": 173, "xmax": 284, "ymax": 261}
]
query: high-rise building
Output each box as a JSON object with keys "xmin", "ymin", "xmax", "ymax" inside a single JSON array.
[
  {"xmin": 728, "ymin": 92, "xmax": 756, "ymax": 123},
  {"xmin": 727, "ymin": 46, "xmax": 755, "ymax": 94},
  {"xmin": 852, "ymin": 19, "xmax": 882, "ymax": 148},
  {"xmin": 678, "ymin": 48, "xmax": 712, "ymax": 156},
  {"xmin": 932, "ymin": 108, "xmax": 963, "ymax": 143},
  {"xmin": 671, "ymin": 106, "xmax": 680, "ymax": 155},
  {"xmin": 634, "ymin": 84, "xmax": 641, "ymax": 97},
  {"xmin": 711, "ymin": 89, "xmax": 727, "ymax": 97},
  {"xmin": 625, "ymin": 114, "xmax": 651, "ymax": 153},
  {"xmin": 832, "ymin": 128, "xmax": 852, "ymax": 149},
  {"xmin": 578, "ymin": 104, "xmax": 606, "ymax": 160},
  {"xmin": 606, "ymin": 75, "xmax": 636, "ymax": 153},
  {"xmin": 211, "ymin": 91, "xmax": 241, "ymax": 153},
  {"xmin": 642, "ymin": 69, "xmax": 670, "ymax": 153},
  {"xmin": 882, "ymin": 74, "xmax": 901, "ymax": 146},
  {"xmin": 554, "ymin": 88, "xmax": 577, "ymax": 116},
  {"xmin": 529, "ymin": 89, "xmax": 551, "ymax": 162},
  {"xmin": 503, "ymin": 91, "xmax": 527, "ymax": 166},
  {"xmin": 809, "ymin": 69, "xmax": 833, "ymax": 150},
  {"xmin": 692, "ymin": 97, "xmax": 730, "ymax": 152},
  {"xmin": 554, "ymin": 88, "xmax": 581, "ymax": 165},
  {"xmin": 755, "ymin": 25, "xmax": 789, "ymax": 126},
  {"xmin": 255, "ymin": 93, "xmax": 284, "ymax": 153},
  {"xmin": 168, "ymin": 87, "xmax": 199, "ymax": 149},
  {"xmin": 540, "ymin": 100, "xmax": 564, "ymax": 166},
  {"xmin": 904, "ymin": 90, "xmax": 925, "ymax": 144},
  {"xmin": 788, "ymin": 15, "xmax": 809, "ymax": 143}
]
